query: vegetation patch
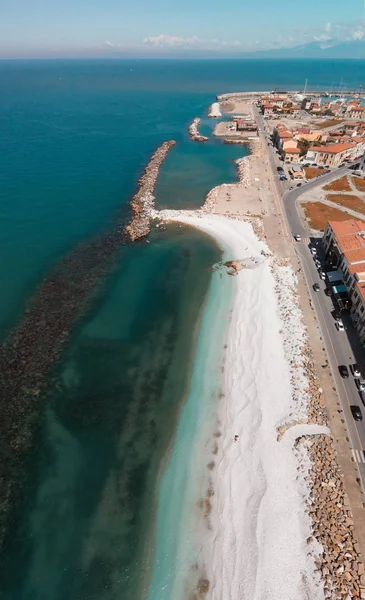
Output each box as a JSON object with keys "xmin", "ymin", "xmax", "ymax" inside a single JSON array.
[
  {"xmin": 326, "ymin": 193, "xmax": 365, "ymax": 215},
  {"xmin": 303, "ymin": 201, "xmax": 365, "ymax": 231},
  {"xmin": 304, "ymin": 167, "xmax": 330, "ymax": 180},
  {"xmin": 323, "ymin": 176, "xmax": 351, "ymax": 192},
  {"xmin": 313, "ymin": 119, "xmax": 343, "ymax": 130}
]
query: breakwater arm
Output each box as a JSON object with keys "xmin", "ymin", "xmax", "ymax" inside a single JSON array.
[
  {"xmin": 188, "ymin": 118, "xmax": 208, "ymax": 142},
  {"xmin": 126, "ymin": 140, "xmax": 176, "ymax": 241}
]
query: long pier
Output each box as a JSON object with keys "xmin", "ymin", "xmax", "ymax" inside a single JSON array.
[{"xmin": 217, "ymin": 90, "xmax": 365, "ymax": 101}]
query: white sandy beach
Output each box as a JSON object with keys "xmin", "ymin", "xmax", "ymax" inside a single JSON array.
[{"xmin": 156, "ymin": 212, "xmax": 328, "ymax": 600}]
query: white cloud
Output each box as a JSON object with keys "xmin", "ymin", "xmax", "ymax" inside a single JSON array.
[
  {"xmin": 143, "ymin": 34, "xmax": 201, "ymax": 48},
  {"xmin": 143, "ymin": 34, "xmax": 241, "ymax": 49}
]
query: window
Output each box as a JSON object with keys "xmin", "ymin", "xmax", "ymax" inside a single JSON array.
[
  {"xmin": 361, "ymin": 306, "xmax": 365, "ymax": 314},
  {"xmin": 354, "ymin": 292, "xmax": 359, "ymax": 300}
]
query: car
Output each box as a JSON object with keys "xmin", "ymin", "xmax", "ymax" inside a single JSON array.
[
  {"xmin": 318, "ymin": 165, "xmax": 325, "ymax": 169},
  {"xmin": 335, "ymin": 320, "xmax": 345, "ymax": 331},
  {"xmin": 313, "ymin": 283, "xmax": 320, "ymax": 292},
  {"xmin": 338, "ymin": 365, "xmax": 349, "ymax": 378},
  {"xmin": 297, "ymin": 183, "xmax": 302, "ymax": 187},
  {"xmin": 319, "ymin": 270, "xmax": 326, "ymax": 280},
  {"xmin": 324, "ymin": 287, "xmax": 333, "ymax": 296},
  {"xmin": 314, "ymin": 258, "xmax": 321, "ymax": 267},
  {"xmin": 277, "ymin": 166, "xmax": 284, "ymax": 172},
  {"xmin": 359, "ymin": 391, "xmax": 365, "ymax": 406},
  {"xmin": 294, "ymin": 234, "xmax": 301, "ymax": 241},
  {"xmin": 350, "ymin": 405, "xmax": 363, "ymax": 421},
  {"xmin": 310, "ymin": 247, "xmax": 317, "ymax": 255},
  {"xmin": 355, "ymin": 378, "xmax": 365, "ymax": 391},
  {"xmin": 280, "ymin": 176, "xmax": 286, "ymax": 181},
  {"xmin": 351, "ymin": 364, "xmax": 361, "ymax": 378}
]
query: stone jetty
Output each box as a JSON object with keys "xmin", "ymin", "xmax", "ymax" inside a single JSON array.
[
  {"xmin": 126, "ymin": 140, "xmax": 176, "ymax": 241},
  {"xmin": 188, "ymin": 118, "xmax": 209, "ymax": 142}
]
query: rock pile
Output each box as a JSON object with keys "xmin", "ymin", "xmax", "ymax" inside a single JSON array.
[
  {"xmin": 189, "ymin": 118, "xmax": 209, "ymax": 142},
  {"xmin": 297, "ymin": 435, "xmax": 365, "ymax": 599},
  {"xmin": 126, "ymin": 140, "xmax": 176, "ymax": 241}
]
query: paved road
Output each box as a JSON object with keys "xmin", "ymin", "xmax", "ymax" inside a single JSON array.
[{"xmin": 254, "ymin": 105, "xmax": 365, "ymax": 475}]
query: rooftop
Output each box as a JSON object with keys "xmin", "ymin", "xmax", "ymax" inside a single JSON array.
[
  {"xmin": 328, "ymin": 220, "xmax": 365, "ymax": 236},
  {"xmin": 343, "ymin": 248, "xmax": 365, "ymax": 265},
  {"xmin": 311, "ymin": 142, "xmax": 356, "ymax": 154},
  {"xmin": 339, "ymin": 233, "xmax": 365, "ymax": 254}
]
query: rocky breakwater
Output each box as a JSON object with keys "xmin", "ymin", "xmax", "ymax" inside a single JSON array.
[
  {"xmin": 188, "ymin": 118, "xmax": 208, "ymax": 142},
  {"xmin": 296, "ymin": 434, "xmax": 365, "ymax": 599},
  {"xmin": 126, "ymin": 140, "xmax": 176, "ymax": 241},
  {"xmin": 207, "ymin": 102, "xmax": 222, "ymax": 118}
]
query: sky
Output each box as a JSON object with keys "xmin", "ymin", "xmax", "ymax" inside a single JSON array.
[{"xmin": 1, "ymin": 0, "xmax": 365, "ymax": 58}]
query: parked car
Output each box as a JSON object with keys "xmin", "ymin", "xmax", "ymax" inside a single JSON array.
[
  {"xmin": 359, "ymin": 391, "xmax": 365, "ymax": 406},
  {"xmin": 294, "ymin": 234, "xmax": 301, "ymax": 241},
  {"xmin": 351, "ymin": 364, "xmax": 361, "ymax": 378},
  {"xmin": 318, "ymin": 165, "xmax": 325, "ymax": 169},
  {"xmin": 325, "ymin": 288, "xmax": 333, "ymax": 296},
  {"xmin": 277, "ymin": 166, "xmax": 283, "ymax": 172},
  {"xmin": 355, "ymin": 379, "xmax": 365, "ymax": 391},
  {"xmin": 310, "ymin": 247, "xmax": 317, "ymax": 255},
  {"xmin": 351, "ymin": 405, "xmax": 363, "ymax": 421},
  {"xmin": 335, "ymin": 320, "xmax": 345, "ymax": 331},
  {"xmin": 314, "ymin": 258, "xmax": 321, "ymax": 266},
  {"xmin": 338, "ymin": 365, "xmax": 349, "ymax": 378},
  {"xmin": 319, "ymin": 270, "xmax": 326, "ymax": 280},
  {"xmin": 297, "ymin": 183, "xmax": 302, "ymax": 187},
  {"xmin": 313, "ymin": 283, "xmax": 320, "ymax": 292}
]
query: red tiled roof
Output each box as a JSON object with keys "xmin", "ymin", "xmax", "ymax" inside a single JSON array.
[
  {"xmin": 310, "ymin": 142, "xmax": 356, "ymax": 154},
  {"xmin": 343, "ymin": 248, "xmax": 365, "ymax": 264},
  {"xmin": 338, "ymin": 233, "xmax": 365, "ymax": 254},
  {"xmin": 328, "ymin": 220, "xmax": 365, "ymax": 236}
]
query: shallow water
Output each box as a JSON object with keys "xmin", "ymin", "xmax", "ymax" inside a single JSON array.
[{"xmin": 1, "ymin": 58, "xmax": 365, "ymax": 600}]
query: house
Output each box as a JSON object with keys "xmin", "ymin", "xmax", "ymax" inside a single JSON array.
[
  {"xmin": 290, "ymin": 165, "xmax": 305, "ymax": 179},
  {"xmin": 262, "ymin": 103, "xmax": 274, "ymax": 117},
  {"xmin": 284, "ymin": 147, "xmax": 301, "ymax": 163},
  {"xmin": 236, "ymin": 120, "xmax": 258, "ymax": 134},
  {"xmin": 346, "ymin": 106, "xmax": 365, "ymax": 120},
  {"xmin": 305, "ymin": 142, "xmax": 357, "ymax": 167}
]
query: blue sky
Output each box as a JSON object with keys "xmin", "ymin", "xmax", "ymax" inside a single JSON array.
[{"xmin": 1, "ymin": 0, "xmax": 365, "ymax": 57}]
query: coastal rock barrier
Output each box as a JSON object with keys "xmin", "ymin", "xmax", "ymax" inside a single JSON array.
[
  {"xmin": 0, "ymin": 139, "xmax": 176, "ymax": 558},
  {"xmin": 188, "ymin": 118, "xmax": 209, "ymax": 142},
  {"xmin": 126, "ymin": 140, "xmax": 176, "ymax": 241},
  {"xmin": 297, "ymin": 435, "xmax": 365, "ymax": 599}
]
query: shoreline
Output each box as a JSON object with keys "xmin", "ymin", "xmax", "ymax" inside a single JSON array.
[
  {"xmin": 152, "ymin": 212, "xmax": 327, "ymax": 599},
  {"xmin": 146, "ymin": 90, "xmax": 365, "ymax": 599}
]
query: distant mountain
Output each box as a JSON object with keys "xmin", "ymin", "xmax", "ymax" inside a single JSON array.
[{"xmin": 245, "ymin": 39, "xmax": 365, "ymax": 59}]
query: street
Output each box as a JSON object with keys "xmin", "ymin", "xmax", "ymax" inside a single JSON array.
[{"xmin": 254, "ymin": 105, "xmax": 365, "ymax": 481}]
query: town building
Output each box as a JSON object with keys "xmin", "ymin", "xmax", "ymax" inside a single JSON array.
[
  {"xmin": 305, "ymin": 142, "xmax": 357, "ymax": 167},
  {"xmin": 323, "ymin": 220, "xmax": 365, "ymax": 342}
]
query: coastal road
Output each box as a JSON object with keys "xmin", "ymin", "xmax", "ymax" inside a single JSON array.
[
  {"xmin": 281, "ymin": 168, "xmax": 365, "ymax": 480},
  {"xmin": 253, "ymin": 105, "xmax": 365, "ymax": 479}
]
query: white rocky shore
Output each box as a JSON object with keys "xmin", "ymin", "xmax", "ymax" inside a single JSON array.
[{"xmin": 207, "ymin": 102, "xmax": 222, "ymax": 118}]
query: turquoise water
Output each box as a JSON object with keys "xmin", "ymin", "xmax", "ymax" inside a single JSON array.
[{"xmin": 1, "ymin": 59, "xmax": 365, "ymax": 599}]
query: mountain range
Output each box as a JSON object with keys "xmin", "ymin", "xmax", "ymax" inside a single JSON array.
[{"xmin": 245, "ymin": 39, "xmax": 365, "ymax": 59}]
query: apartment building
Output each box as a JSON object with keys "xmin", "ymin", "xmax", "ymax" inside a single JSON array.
[{"xmin": 323, "ymin": 220, "xmax": 365, "ymax": 343}]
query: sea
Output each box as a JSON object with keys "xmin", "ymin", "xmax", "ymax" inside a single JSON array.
[{"xmin": 0, "ymin": 58, "xmax": 364, "ymax": 600}]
